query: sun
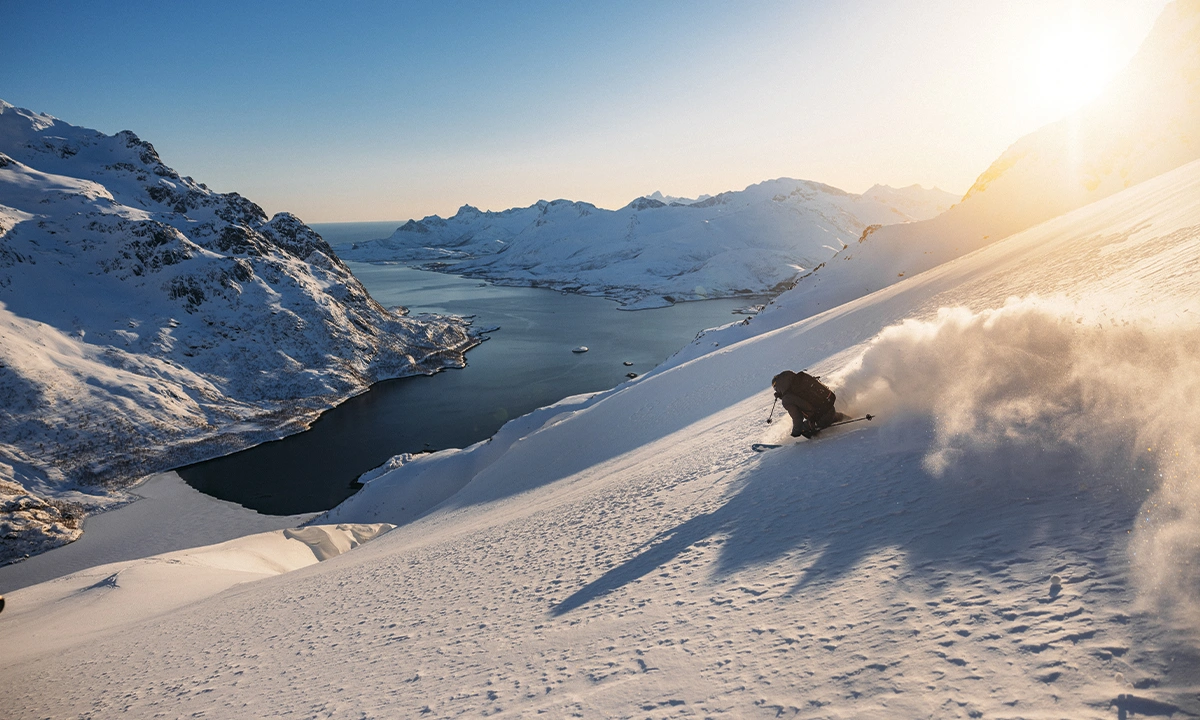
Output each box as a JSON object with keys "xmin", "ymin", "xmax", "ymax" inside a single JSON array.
[{"xmin": 1031, "ymin": 20, "xmax": 1121, "ymax": 118}]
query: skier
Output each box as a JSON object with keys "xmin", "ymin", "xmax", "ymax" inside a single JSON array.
[{"xmin": 771, "ymin": 370, "xmax": 846, "ymax": 438}]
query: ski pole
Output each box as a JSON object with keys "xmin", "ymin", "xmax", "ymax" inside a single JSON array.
[
  {"xmin": 765, "ymin": 396, "xmax": 778, "ymax": 424},
  {"xmin": 825, "ymin": 413, "xmax": 874, "ymax": 429}
]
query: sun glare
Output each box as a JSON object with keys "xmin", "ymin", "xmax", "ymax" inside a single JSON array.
[{"xmin": 1031, "ymin": 20, "xmax": 1121, "ymax": 118}]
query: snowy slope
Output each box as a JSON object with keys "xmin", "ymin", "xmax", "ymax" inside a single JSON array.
[
  {"xmin": 776, "ymin": 0, "xmax": 1200, "ymax": 320},
  {"xmin": 4, "ymin": 162, "xmax": 1199, "ymax": 716},
  {"xmin": 341, "ymin": 179, "xmax": 957, "ymax": 307},
  {"xmin": 0, "ymin": 521, "xmax": 394, "ymax": 666},
  {"xmin": 0, "ymin": 101, "xmax": 478, "ymax": 563}
]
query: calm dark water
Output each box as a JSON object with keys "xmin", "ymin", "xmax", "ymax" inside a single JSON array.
[{"xmin": 178, "ymin": 256, "xmax": 760, "ymax": 515}]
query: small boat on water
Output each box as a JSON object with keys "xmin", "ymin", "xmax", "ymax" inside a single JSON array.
[{"xmin": 572, "ymin": 346, "xmax": 588, "ymax": 353}]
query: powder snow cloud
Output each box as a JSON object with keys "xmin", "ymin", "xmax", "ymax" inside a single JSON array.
[{"xmin": 832, "ymin": 297, "xmax": 1200, "ymax": 624}]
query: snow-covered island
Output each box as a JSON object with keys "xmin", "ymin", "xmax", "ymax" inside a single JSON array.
[
  {"xmin": 340, "ymin": 180, "xmax": 956, "ymax": 308},
  {"xmin": 0, "ymin": 101, "xmax": 479, "ymax": 562}
]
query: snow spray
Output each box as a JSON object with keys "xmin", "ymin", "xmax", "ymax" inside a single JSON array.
[{"xmin": 828, "ymin": 297, "xmax": 1200, "ymax": 626}]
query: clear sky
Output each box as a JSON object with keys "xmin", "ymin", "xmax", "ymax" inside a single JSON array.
[{"xmin": 1, "ymin": 0, "xmax": 1169, "ymax": 222}]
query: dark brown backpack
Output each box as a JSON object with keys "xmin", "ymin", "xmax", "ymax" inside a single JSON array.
[{"xmin": 773, "ymin": 370, "xmax": 836, "ymax": 421}]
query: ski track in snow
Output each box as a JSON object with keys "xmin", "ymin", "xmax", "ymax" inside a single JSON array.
[
  {"xmin": 4, "ymin": 154, "xmax": 1200, "ymax": 715},
  {"xmin": 0, "ymin": 414, "xmax": 1172, "ymax": 718},
  {"xmin": 5, "ymin": 16, "xmax": 1200, "ymax": 711}
]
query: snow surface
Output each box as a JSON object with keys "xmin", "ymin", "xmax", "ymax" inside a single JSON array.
[
  {"xmin": 0, "ymin": 521, "xmax": 393, "ymax": 667},
  {"xmin": 0, "ymin": 102, "xmax": 479, "ymax": 562},
  {"xmin": 0, "ymin": 472, "xmax": 314, "ymax": 592},
  {"xmin": 340, "ymin": 180, "xmax": 956, "ymax": 307},
  {"xmin": 777, "ymin": 0, "xmax": 1200, "ymax": 321},
  {"xmin": 3, "ymin": 156, "xmax": 1199, "ymax": 718}
]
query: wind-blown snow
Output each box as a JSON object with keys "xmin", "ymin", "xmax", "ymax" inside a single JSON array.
[
  {"xmin": 832, "ymin": 299, "xmax": 1200, "ymax": 623},
  {"xmin": 4, "ymin": 153, "xmax": 1198, "ymax": 716},
  {"xmin": 0, "ymin": 101, "xmax": 478, "ymax": 562},
  {"xmin": 341, "ymin": 180, "xmax": 957, "ymax": 307}
]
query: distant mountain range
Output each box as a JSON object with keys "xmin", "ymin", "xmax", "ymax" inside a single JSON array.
[
  {"xmin": 642, "ymin": 190, "xmax": 713, "ymax": 205},
  {"xmin": 0, "ymin": 101, "xmax": 477, "ymax": 561},
  {"xmin": 772, "ymin": 0, "xmax": 1200, "ymax": 319},
  {"xmin": 341, "ymin": 180, "xmax": 957, "ymax": 308}
]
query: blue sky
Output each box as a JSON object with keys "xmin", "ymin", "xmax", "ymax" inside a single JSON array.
[{"xmin": 2, "ymin": 1, "xmax": 1168, "ymax": 221}]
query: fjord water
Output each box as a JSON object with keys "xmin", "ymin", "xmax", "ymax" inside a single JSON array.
[{"xmin": 178, "ymin": 256, "xmax": 760, "ymax": 514}]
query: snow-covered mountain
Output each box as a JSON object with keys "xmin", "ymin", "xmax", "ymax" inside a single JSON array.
[
  {"xmin": 776, "ymin": 0, "xmax": 1200, "ymax": 319},
  {"xmin": 5, "ymin": 151, "xmax": 1199, "ymax": 718},
  {"xmin": 0, "ymin": 101, "xmax": 477, "ymax": 562},
  {"xmin": 341, "ymin": 179, "xmax": 957, "ymax": 308},
  {"xmin": 643, "ymin": 189, "xmax": 713, "ymax": 205},
  {"xmin": 861, "ymin": 182, "xmax": 958, "ymax": 219}
]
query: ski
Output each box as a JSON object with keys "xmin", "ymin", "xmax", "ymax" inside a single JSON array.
[{"xmin": 752, "ymin": 443, "xmax": 783, "ymax": 452}]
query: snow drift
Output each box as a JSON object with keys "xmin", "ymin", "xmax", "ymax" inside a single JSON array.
[{"xmin": 0, "ymin": 522, "xmax": 393, "ymax": 665}]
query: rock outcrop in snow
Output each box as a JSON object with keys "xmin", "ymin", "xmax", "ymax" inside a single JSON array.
[
  {"xmin": 341, "ymin": 179, "xmax": 957, "ymax": 308},
  {"xmin": 8, "ymin": 155, "xmax": 1198, "ymax": 719},
  {"xmin": 0, "ymin": 101, "xmax": 478, "ymax": 563},
  {"xmin": 775, "ymin": 0, "xmax": 1200, "ymax": 319}
]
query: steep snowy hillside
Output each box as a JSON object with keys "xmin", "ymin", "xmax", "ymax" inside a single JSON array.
[
  {"xmin": 777, "ymin": 0, "xmax": 1200, "ymax": 320},
  {"xmin": 4, "ymin": 164, "xmax": 1198, "ymax": 717},
  {"xmin": 342, "ymin": 179, "xmax": 956, "ymax": 308},
  {"xmin": 0, "ymin": 101, "xmax": 477, "ymax": 562}
]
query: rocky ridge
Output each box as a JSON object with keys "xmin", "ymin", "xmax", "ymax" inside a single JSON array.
[{"xmin": 0, "ymin": 101, "xmax": 477, "ymax": 562}]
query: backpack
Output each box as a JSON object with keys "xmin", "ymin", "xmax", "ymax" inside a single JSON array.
[{"xmin": 772, "ymin": 370, "xmax": 836, "ymax": 422}]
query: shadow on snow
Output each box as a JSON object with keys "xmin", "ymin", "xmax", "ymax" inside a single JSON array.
[{"xmin": 552, "ymin": 418, "xmax": 1150, "ymax": 616}]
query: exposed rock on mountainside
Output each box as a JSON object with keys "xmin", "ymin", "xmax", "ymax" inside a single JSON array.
[
  {"xmin": 0, "ymin": 101, "xmax": 477, "ymax": 562},
  {"xmin": 342, "ymin": 179, "xmax": 957, "ymax": 308}
]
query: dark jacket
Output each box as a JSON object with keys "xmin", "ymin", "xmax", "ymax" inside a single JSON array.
[{"xmin": 772, "ymin": 370, "xmax": 839, "ymax": 434}]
